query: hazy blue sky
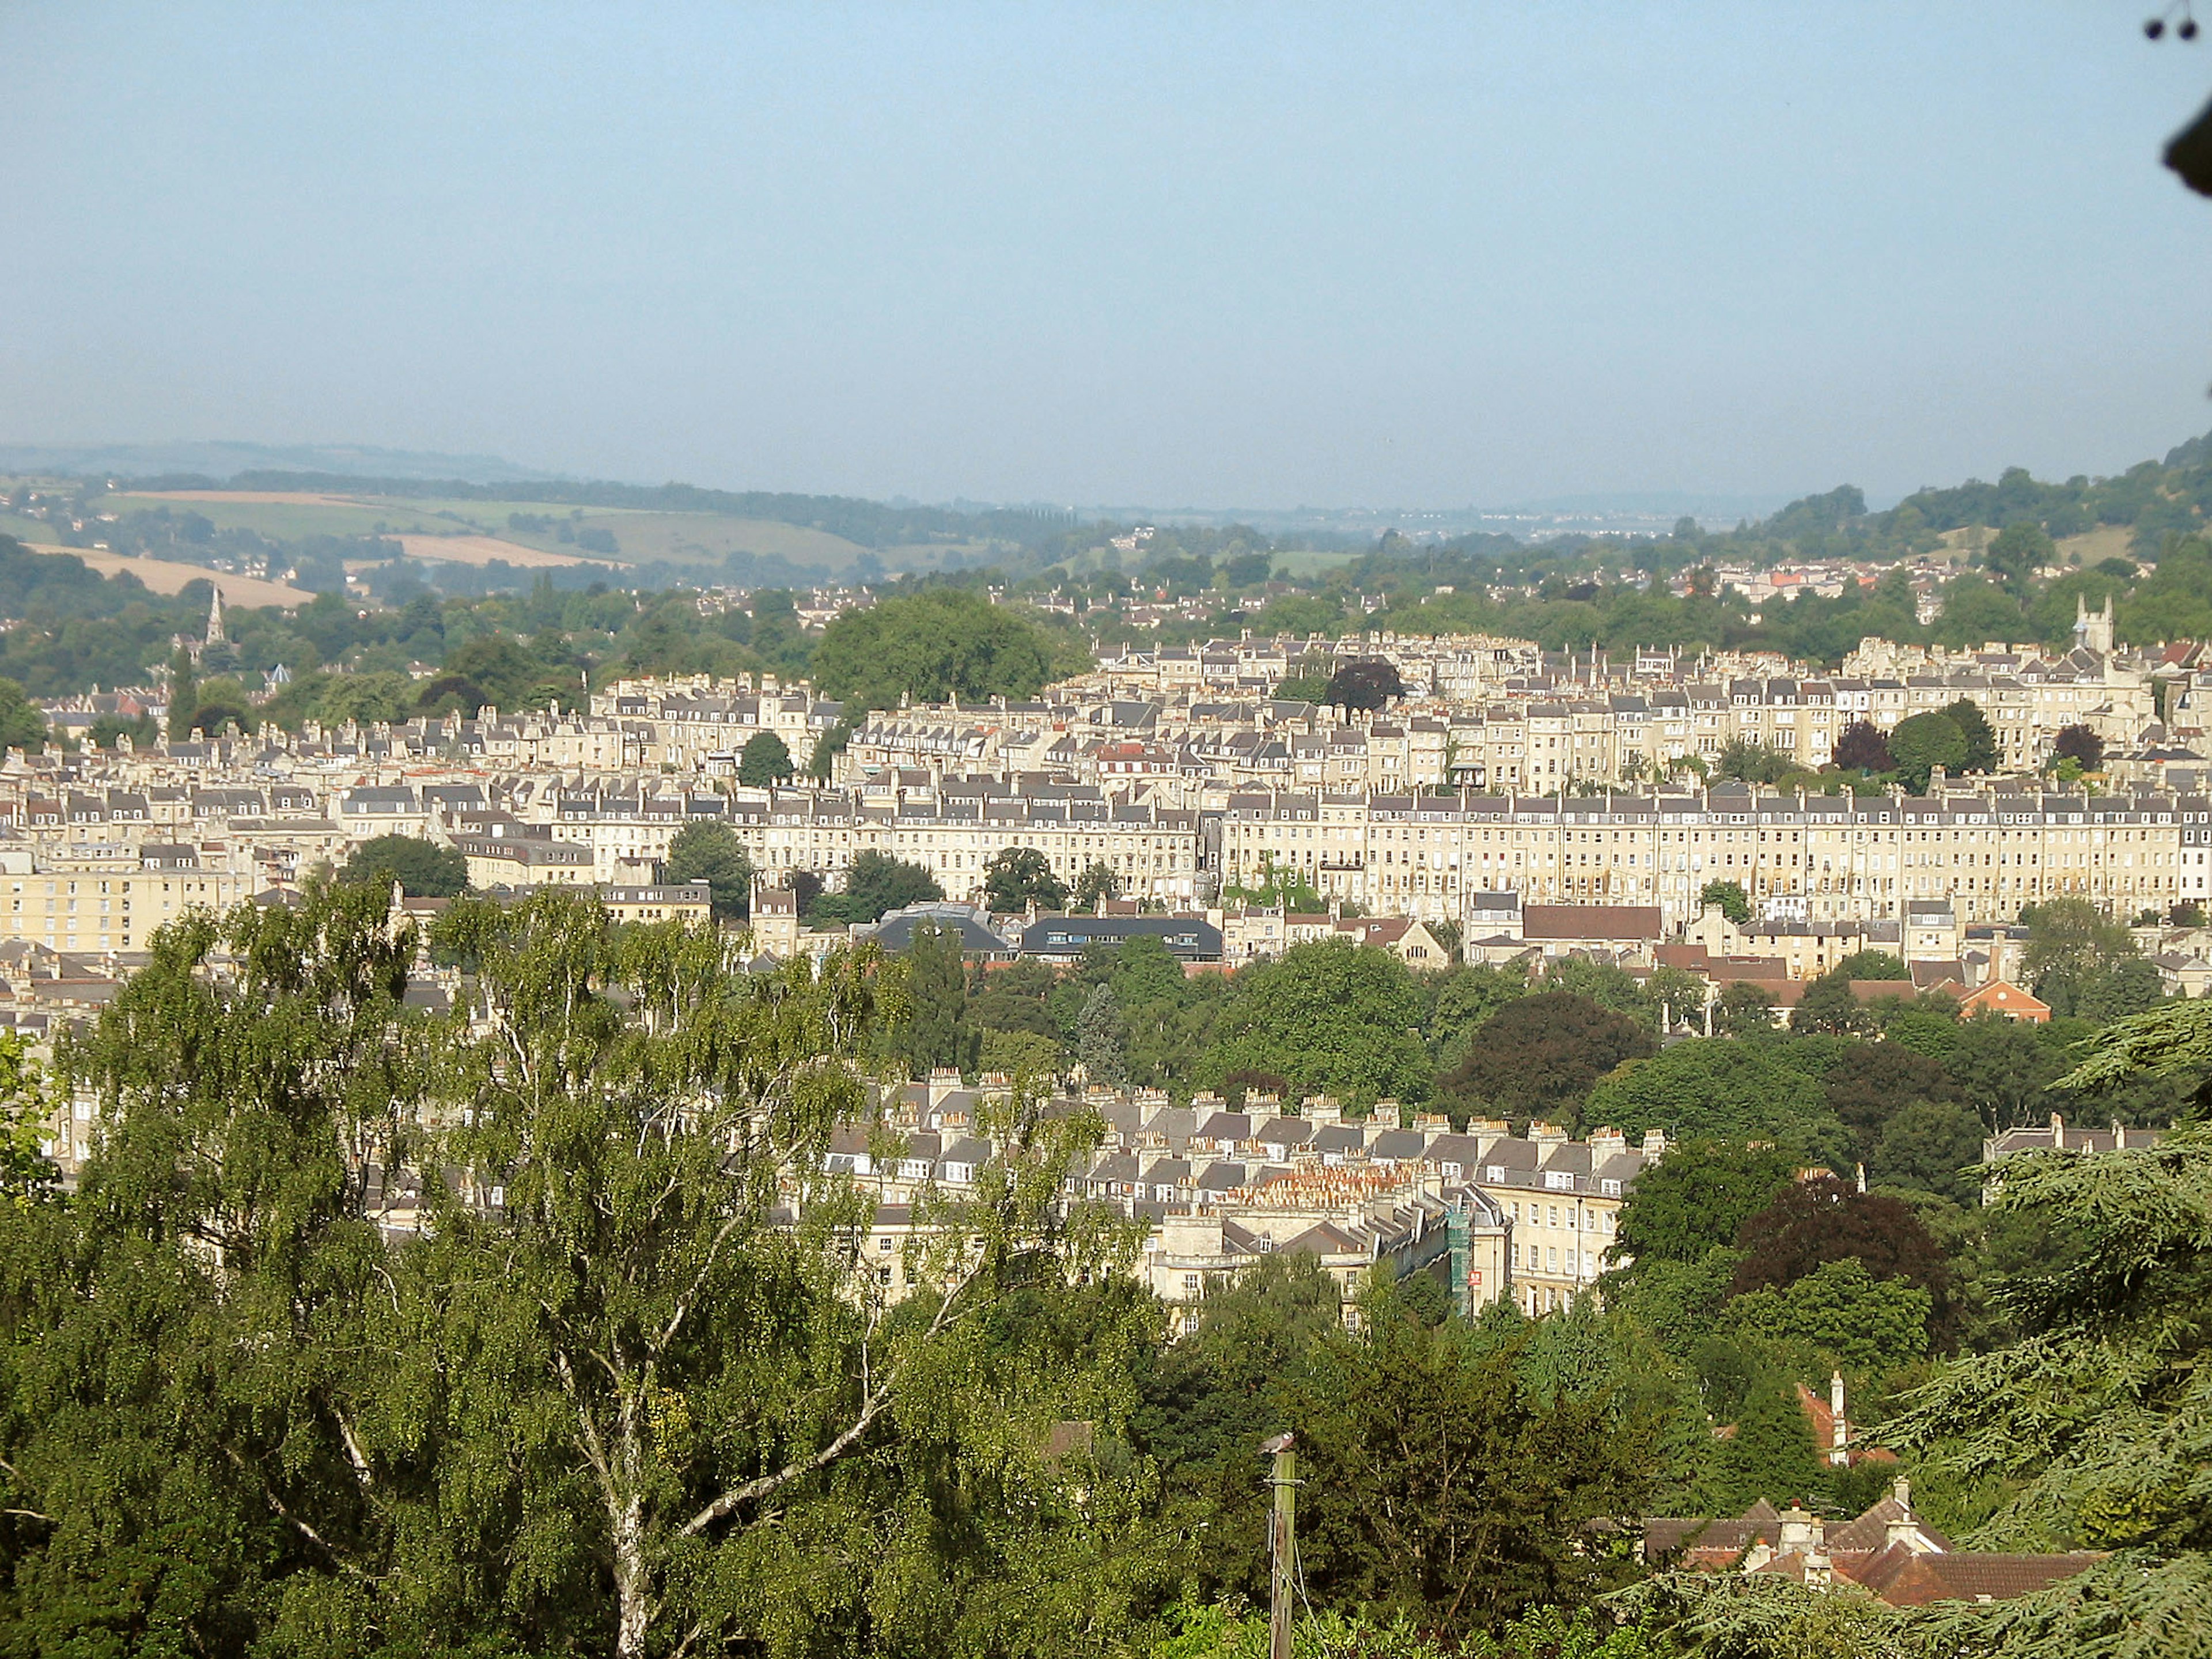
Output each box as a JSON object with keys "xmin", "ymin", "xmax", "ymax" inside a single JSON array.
[{"xmin": 5, "ymin": 2, "xmax": 2211, "ymax": 509}]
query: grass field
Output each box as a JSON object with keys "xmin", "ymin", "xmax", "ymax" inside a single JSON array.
[
  {"xmin": 24, "ymin": 543, "xmax": 312, "ymax": 609},
  {"xmin": 2056, "ymin": 525, "xmax": 2138, "ymax": 566},
  {"xmin": 1267, "ymin": 549, "xmax": 1363, "ymax": 578}
]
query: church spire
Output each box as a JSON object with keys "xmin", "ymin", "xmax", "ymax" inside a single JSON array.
[{"xmin": 206, "ymin": 584, "xmax": 226, "ymax": 650}]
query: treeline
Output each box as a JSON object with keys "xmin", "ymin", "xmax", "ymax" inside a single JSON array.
[{"xmin": 0, "ymin": 541, "xmax": 1093, "ymax": 726}]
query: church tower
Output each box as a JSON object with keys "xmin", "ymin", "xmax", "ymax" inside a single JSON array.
[
  {"xmin": 2087, "ymin": 592, "xmax": 2115, "ymax": 655},
  {"xmin": 2073, "ymin": 590, "xmax": 2116, "ymax": 656},
  {"xmin": 206, "ymin": 584, "xmax": 226, "ymax": 652}
]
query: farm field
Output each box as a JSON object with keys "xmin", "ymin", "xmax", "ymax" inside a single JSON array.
[
  {"xmin": 392, "ymin": 534, "xmax": 612, "ymax": 570},
  {"xmin": 23, "ymin": 543, "xmax": 313, "ymax": 610}
]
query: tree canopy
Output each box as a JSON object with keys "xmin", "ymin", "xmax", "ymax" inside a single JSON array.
[
  {"xmin": 736, "ymin": 727, "xmax": 794, "ymax": 785},
  {"xmin": 808, "ymin": 588, "xmax": 1089, "ymax": 713},
  {"xmin": 806, "ymin": 851, "xmax": 943, "ymax": 926},
  {"xmin": 1582, "ymin": 1039, "xmax": 1841, "ymax": 1165},
  {"xmin": 664, "ymin": 819, "xmax": 755, "ymax": 921},
  {"xmin": 983, "ymin": 845, "xmax": 1069, "ymax": 914},
  {"xmin": 1442, "ymin": 992, "xmax": 1656, "ymax": 1128},
  {"xmin": 1204, "ymin": 940, "xmax": 1431, "ymax": 1108},
  {"xmin": 1888, "ymin": 711, "xmax": 1968, "ymax": 791},
  {"xmin": 339, "ymin": 832, "xmax": 470, "ymax": 897}
]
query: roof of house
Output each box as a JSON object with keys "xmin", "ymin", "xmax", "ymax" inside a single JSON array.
[{"xmin": 1521, "ymin": 903, "xmax": 1663, "ymax": 941}]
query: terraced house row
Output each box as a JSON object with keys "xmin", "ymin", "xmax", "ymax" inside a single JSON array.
[
  {"xmin": 0, "ymin": 751, "xmax": 2200, "ymax": 948},
  {"xmin": 836, "ymin": 1074, "xmax": 1659, "ymax": 1321},
  {"xmin": 1215, "ymin": 781, "xmax": 2207, "ymax": 929}
]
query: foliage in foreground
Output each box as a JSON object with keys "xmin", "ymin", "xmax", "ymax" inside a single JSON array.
[{"xmin": 0, "ymin": 884, "xmax": 1166, "ymax": 1658}]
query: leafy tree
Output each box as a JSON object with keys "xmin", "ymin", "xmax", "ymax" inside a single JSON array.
[
  {"xmin": 983, "ymin": 845, "xmax": 1069, "ymax": 914},
  {"xmin": 1790, "ymin": 966, "xmax": 1877, "ymax": 1037},
  {"xmin": 1870, "ymin": 1098, "xmax": 1987, "ymax": 1203},
  {"xmin": 1207, "ymin": 940, "xmax": 1431, "ymax": 1109},
  {"xmin": 664, "ymin": 820, "xmax": 755, "ymax": 922},
  {"xmin": 0, "ymin": 676, "xmax": 46, "ymax": 753},
  {"xmin": 1934, "ymin": 573, "xmax": 2025, "ymax": 650},
  {"xmin": 978, "ymin": 1028, "xmax": 1061, "ymax": 1081},
  {"xmin": 1888, "ymin": 710, "xmax": 1968, "ymax": 791},
  {"xmin": 1642, "ymin": 965, "xmax": 1711, "ymax": 1034},
  {"xmin": 1890, "ymin": 1105, "xmax": 2212, "ymax": 1562},
  {"xmin": 1440, "ymin": 992, "xmax": 1656, "ymax": 1128},
  {"xmin": 1272, "ymin": 669, "xmax": 1335, "ymax": 704},
  {"xmin": 339, "ymin": 832, "xmax": 471, "ymax": 897},
  {"xmin": 1831, "ymin": 719, "xmax": 1892, "ymax": 772},
  {"xmin": 1714, "ymin": 980, "xmax": 1779, "ymax": 1038},
  {"xmin": 1264, "ymin": 1297, "xmax": 1662, "ymax": 1635},
  {"xmin": 181, "ymin": 673, "xmax": 253, "ymax": 737},
  {"xmin": 1427, "ymin": 961, "xmax": 1533, "ymax": 1066},
  {"xmin": 2023, "ymin": 895, "xmax": 2141, "ymax": 1018},
  {"xmin": 1325, "ymin": 658, "xmax": 1406, "ymax": 714},
  {"xmin": 1887, "ymin": 1007, "xmax": 2065, "ymax": 1131},
  {"xmin": 1984, "ymin": 520, "xmax": 2056, "ymax": 593},
  {"xmin": 1698, "ymin": 880, "xmax": 1750, "ymax": 926},
  {"xmin": 436, "ymin": 632, "xmax": 542, "ymax": 710},
  {"xmin": 417, "ymin": 895, "xmax": 1143, "ymax": 1656},
  {"xmin": 807, "ymin": 714, "xmax": 855, "ymax": 781},
  {"xmin": 1820, "ymin": 1039, "xmax": 1956, "ymax": 1161},
  {"xmin": 86, "ymin": 710, "xmax": 156, "ymax": 750},
  {"xmin": 1609, "ymin": 1140, "xmax": 1798, "ymax": 1268},
  {"xmin": 1076, "ymin": 982, "xmax": 1125, "ymax": 1084},
  {"xmin": 893, "ymin": 922, "xmax": 979, "ymax": 1077},
  {"xmin": 1715, "ymin": 738, "xmax": 1795, "ymax": 786},
  {"xmin": 2051, "ymin": 721, "xmax": 2105, "ymax": 771},
  {"xmin": 317, "ymin": 668, "xmax": 419, "ymax": 726},
  {"xmin": 1073, "ymin": 858, "xmax": 1122, "ymax": 911},
  {"xmin": 970, "ymin": 957, "xmax": 1060, "ymax": 1038},
  {"xmin": 2075, "ymin": 954, "xmax": 2166, "ymax": 1023},
  {"xmin": 1706, "ymin": 1378, "xmax": 1827, "ymax": 1514},
  {"xmin": 1941, "ymin": 696, "xmax": 2001, "ymax": 774},
  {"xmin": 1835, "ymin": 949, "xmax": 1910, "ymax": 980},
  {"xmin": 165, "ymin": 646, "xmax": 197, "ymax": 741},
  {"xmin": 1722, "ymin": 1257, "xmax": 1934, "ymax": 1376},
  {"xmin": 11, "ymin": 887, "xmax": 1158, "ymax": 1657},
  {"xmin": 807, "ymin": 851, "xmax": 942, "ymax": 926},
  {"xmin": 1539, "ymin": 957, "xmax": 1646, "ymax": 1019},
  {"xmin": 6, "ymin": 887, "xmax": 438, "ymax": 1649},
  {"xmin": 808, "ymin": 588, "xmax": 1086, "ymax": 713},
  {"xmin": 0, "ymin": 1031, "xmax": 56, "ymax": 1203},
  {"xmin": 736, "ymin": 728, "xmax": 793, "ymax": 786},
  {"xmin": 1583, "ymin": 1041, "xmax": 1842, "ymax": 1165},
  {"xmin": 1729, "ymin": 1176, "xmax": 1949, "ymax": 1318}
]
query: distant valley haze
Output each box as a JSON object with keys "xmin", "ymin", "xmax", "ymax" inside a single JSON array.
[{"xmin": 4, "ymin": 2, "xmax": 2210, "ymax": 512}]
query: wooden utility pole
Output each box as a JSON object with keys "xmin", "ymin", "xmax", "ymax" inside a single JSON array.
[{"xmin": 1262, "ymin": 1432, "xmax": 1297, "ymax": 1659}]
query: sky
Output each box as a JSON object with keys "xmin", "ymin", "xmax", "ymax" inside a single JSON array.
[{"xmin": 4, "ymin": 2, "xmax": 2212, "ymax": 512}]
